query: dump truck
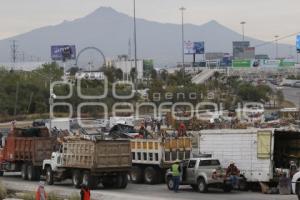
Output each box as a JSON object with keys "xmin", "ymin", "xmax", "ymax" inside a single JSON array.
[
  {"xmin": 42, "ymin": 138, "xmax": 132, "ymax": 189},
  {"xmin": 198, "ymin": 128, "xmax": 300, "ymax": 188},
  {"xmin": 0, "ymin": 127, "xmax": 56, "ymax": 180},
  {"xmin": 130, "ymin": 137, "xmax": 192, "ymax": 184}
]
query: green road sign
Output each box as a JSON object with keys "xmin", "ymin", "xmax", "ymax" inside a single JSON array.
[{"xmin": 232, "ymin": 59, "xmax": 251, "ymax": 68}]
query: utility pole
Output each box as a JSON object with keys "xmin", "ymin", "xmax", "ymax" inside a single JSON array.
[
  {"xmin": 240, "ymin": 21, "xmax": 246, "ymax": 41},
  {"xmin": 14, "ymin": 82, "xmax": 19, "ymax": 117},
  {"xmin": 133, "ymin": 0, "xmax": 138, "ymax": 89},
  {"xmin": 180, "ymin": 7, "xmax": 186, "ymax": 76},
  {"xmin": 275, "ymin": 35, "xmax": 279, "ymax": 59},
  {"xmin": 10, "ymin": 40, "xmax": 18, "ymax": 63}
]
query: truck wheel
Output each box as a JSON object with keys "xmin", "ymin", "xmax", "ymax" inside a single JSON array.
[
  {"xmin": 0, "ymin": 171, "xmax": 4, "ymax": 177},
  {"xmin": 167, "ymin": 176, "xmax": 174, "ymax": 190},
  {"xmin": 116, "ymin": 173, "xmax": 128, "ymax": 189},
  {"xmin": 197, "ymin": 178, "xmax": 208, "ymax": 193},
  {"xmin": 131, "ymin": 166, "xmax": 144, "ymax": 183},
  {"xmin": 72, "ymin": 170, "xmax": 83, "ymax": 188},
  {"xmin": 46, "ymin": 167, "xmax": 54, "ymax": 185},
  {"xmin": 82, "ymin": 171, "xmax": 98, "ymax": 189},
  {"xmin": 21, "ymin": 164, "xmax": 28, "ymax": 180},
  {"xmin": 35, "ymin": 167, "xmax": 41, "ymax": 181},
  {"xmin": 144, "ymin": 167, "xmax": 158, "ymax": 184},
  {"xmin": 27, "ymin": 164, "xmax": 37, "ymax": 181}
]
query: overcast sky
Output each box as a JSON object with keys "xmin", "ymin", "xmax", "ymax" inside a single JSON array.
[{"xmin": 0, "ymin": 0, "xmax": 299, "ymax": 44}]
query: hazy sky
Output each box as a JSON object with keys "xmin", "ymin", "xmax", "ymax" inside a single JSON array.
[{"xmin": 0, "ymin": 0, "xmax": 299, "ymax": 44}]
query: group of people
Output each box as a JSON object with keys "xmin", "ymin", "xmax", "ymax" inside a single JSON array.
[
  {"xmin": 35, "ymin": 182, "xmax": 90, "ymax": 200},
  {"xmin": 143, "ymin": 118, "xmax": 162, "ymax": 133}
]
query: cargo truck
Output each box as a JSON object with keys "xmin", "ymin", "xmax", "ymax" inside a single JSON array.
[
  {"xmin": 0, "ymin": 127, "xmax": 56, "ymax": 180},
  {"xmin": 130, "ymin": 137, "xmax": 192, "ymax": 184},
  {"xmin": 42, "ymin": 138, "xmax": 132, "ymax": 189},
  {"xmin": 197, "ymin": 128, "xmax": 300, "ymax": 187}
]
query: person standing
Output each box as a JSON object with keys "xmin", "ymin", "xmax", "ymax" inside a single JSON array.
[
  {"xmin": 171, "ymin": 160, "xmax": 181, "ymax": 192},
  {"xmin": 36, "ymin": 181, "xmax": 47, "ymax": 200},
  {"xmin": 80, "ymin": 185, "xmax": 91, "ymax": 200}
]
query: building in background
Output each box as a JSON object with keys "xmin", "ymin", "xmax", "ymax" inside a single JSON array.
[
  {"xmin": 109, "ymin": 56, "xmax": 154, "ymax": 80},
  {"xmin": 233, "ymin": 41, "xmax": 255, "ymax": 59}
]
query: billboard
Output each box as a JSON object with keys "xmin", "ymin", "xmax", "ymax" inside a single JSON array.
[
  {"xmin": 194, "ymin": 42, "xmax": 205, "ymax": 54},
  {"xmin": 51, "ymin": 45, "xmax": 76, "ymax": 61},
  {"xmin": 184, "ymin": 41, "xmax": 205, "ymax": 54},
  {"xmin": 184, "ymin": 41, "xmax": 195, "ymax": 54},
  {"xmin": 297, "ymin": 35, "xmax": 300, "ymax": 53}
]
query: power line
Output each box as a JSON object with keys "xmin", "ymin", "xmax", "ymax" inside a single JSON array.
[{"xmin": 255, "ymin": 31, "xmax": 300, "ymax": 48}]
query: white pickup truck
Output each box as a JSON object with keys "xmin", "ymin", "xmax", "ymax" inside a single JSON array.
[{"xmin": 165, "ymin": 158, "xmax": 234, "ymax": 193}]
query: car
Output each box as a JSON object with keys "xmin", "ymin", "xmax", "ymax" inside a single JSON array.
[{"xmin": 165, "ymin": 158, "xmax": 234, "ymax": 193}]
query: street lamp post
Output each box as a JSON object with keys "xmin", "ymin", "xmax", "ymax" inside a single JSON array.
[
  {"xmin": 240, "ymin": 21, "xmax": 246, "ymax": 41},
  {"xmin": 133, "ymin": 0, "xmax": 138, "ymax": 90},
  {"xmin": 179, "ymin": 7, "xmax": 186, "ymax": 75},
  {"xmin": 275, "ymin": 35, "xmax": 279, "ymax": 59}
]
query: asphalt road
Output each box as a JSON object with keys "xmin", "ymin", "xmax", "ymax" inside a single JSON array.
[
  {"xmin": 267, "ymin": 83, "xmax": 300, "ymax": 107},
  {"xmin": 0, "ymin": 173, "xmax": 297, "ymax": 200},
  {"xmin": 281, "ymin": 87, "xmax": 300, "ymax": 108}
]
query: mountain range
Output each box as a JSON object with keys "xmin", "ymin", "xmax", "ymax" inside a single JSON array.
[{"xmin": 0, "ymin": 7, "xmax": 294, "ymax": 66}]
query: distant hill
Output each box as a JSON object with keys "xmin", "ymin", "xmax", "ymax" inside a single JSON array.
[{"xmin": 0, "ymin": 7, "xmax": 294, "ymax": 67}]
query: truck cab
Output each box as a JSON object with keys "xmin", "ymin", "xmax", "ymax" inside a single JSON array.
[
  {"xmin": 166, "ymin": 158, "xmax": 232, "ymax": 193},
  {"xmin": 43, "ymin": 152, "xmax": 63, "ymax": 172}
]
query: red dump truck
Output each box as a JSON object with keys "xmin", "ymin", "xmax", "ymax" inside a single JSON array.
[{"xmin": 0, "ymin": 127, "xmax": 56, "ymax": 180}]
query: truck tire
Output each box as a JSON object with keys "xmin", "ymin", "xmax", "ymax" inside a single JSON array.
[
  {"xmin": 144, "ymin": 166, "xmax": 158, "ymax": 184},
  {"xmin": 131, "ymin": 166, "xmax": 144, "ymax": 183},
  {"xmin": 72, "ymin": 170, "xmax": 83, "ymax": 188},
  {"xmin": 27, "ymin": 164, "xmax": 37, "ymax": 181},
  {"xmin": 46, "ymin": 167, "xmax": 54, "ymax": 185},
  {"xmin": 116, "ymin": 173, "xmax": 128, "ymax": 189},
  {"xmin": 82, "ymin": 171, "xmax": 98, "ymax": 189},
  {"xmin": 197, "ymin": 178, "xmax": 208, "ymax": 193},
  {"xmin": 35, "ymin": 167, "xmax": 41, "ymax": 181},
  {"xmin": 0, "ymin": 171, "xmax": 4, "ymax": 177},
  {"xmin": 120, "ymin": 173, "xmax": 128, "ymax": 189},
  {"xmin": 21, "ymin": 163, "xmax": 28, "ymax": 180},
  {"xmin": 167, "ymin": 176, "xmax": 174, "ymax": 190}
]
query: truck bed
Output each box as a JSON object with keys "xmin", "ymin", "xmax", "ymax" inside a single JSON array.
[
  {"xmin": 1, "ymin": 128, "xmax": 56, "ymax": 166},
  {"xmin": 62, "ymin": 139, "xmax": 131, "ymax": 172}
]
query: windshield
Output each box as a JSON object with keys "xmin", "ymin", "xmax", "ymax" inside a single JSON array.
[{"xmin": 199, "ymin": 160, "xmax": 220, "ymax": 166}]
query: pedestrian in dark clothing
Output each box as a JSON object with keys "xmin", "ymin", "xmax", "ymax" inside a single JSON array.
[
  {"xmin": 226, "ymin": 161, "xmax": 240, "ymax": 188},
  {"xmin": 157, "ymin": 121, "xmax": 161, "ymax": 132}
]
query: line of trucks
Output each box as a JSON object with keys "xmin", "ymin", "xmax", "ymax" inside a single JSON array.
[
  {"xmin": 0, "ymin": 126, "xmax": 193, "ymax": 188},
  {"xmin": 1, "ymin": 125, "xmax": 300, "ymax": 194}
]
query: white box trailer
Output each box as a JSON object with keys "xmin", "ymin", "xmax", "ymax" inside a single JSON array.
[{"xmin": 198, "ymin": 128, "xmax": 300, "ymax": 183}]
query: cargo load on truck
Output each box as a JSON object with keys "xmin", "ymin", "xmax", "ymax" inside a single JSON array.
[
  {"xmin": 43, "ymin": 135, "xmax": 132, "ymax": 189},
  {"xmin": 0, "ymin": 127, "xmax": 57, "ymax": 180},
  {"xmin": 130, "ymin": 136, "xmax": 192, "ymax": 184}
]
